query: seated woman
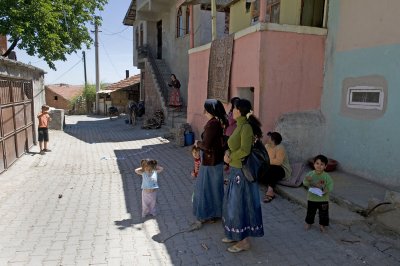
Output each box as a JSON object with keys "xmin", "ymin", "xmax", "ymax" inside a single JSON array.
[{"xmin": 260, "ymin": 131, "xmax": 292, "ymax": 203}]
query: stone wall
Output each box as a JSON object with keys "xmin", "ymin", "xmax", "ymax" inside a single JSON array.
[
  {"xmin": 274, "ymin": 110, "xmax": 326, "ymax": 164},
  {"xmin": 49, "ymin": 109, "xmax": 65, "ymax": 130}
]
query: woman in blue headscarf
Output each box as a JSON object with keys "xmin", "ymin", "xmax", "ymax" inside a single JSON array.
[{"xmin": 191, "ymin": 99, "xmax": 228, "ymax": 230}]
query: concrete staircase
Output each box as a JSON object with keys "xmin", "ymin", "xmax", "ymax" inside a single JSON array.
[{"xmin": 145, "ymin": 55, "xmax": 188, "ymax": 140}]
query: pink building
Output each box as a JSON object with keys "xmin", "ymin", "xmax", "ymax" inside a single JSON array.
[{"xmin": 186, "ymin": 0, "xmax": 327, "ymax": 138}]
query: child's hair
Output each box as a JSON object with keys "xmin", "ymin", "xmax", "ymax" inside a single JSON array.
[
  {"xmin": 41, "ymin": 104, "xmax": 50, "ymax": 110},
  {"xmin": 140, "ymin": 158, "xmax": 158, "ymax": 170},
  {"xmin": 314, "ymin": 154, "xmax": 328, "ymax": 165},
  {"xmin": 267, "ymin": 131, "xmax": 282, "ymax": 145},
  {"xmin": 191, "ymin": 146, "xmax": 200, "ymax": 154}
]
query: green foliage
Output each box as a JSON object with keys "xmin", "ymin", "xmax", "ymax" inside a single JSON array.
[
  {"xmin": 0, "ymin": 0, "xmax": 108, "ymax": 69},
  {"xmin": 82, "ymin": 84, "xmax": 96, "ymax": 103}
]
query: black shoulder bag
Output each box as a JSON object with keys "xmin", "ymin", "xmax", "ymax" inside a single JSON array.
[{"xmin": 241, "ymin": 129, "xmax": 270, "ymax": 182}]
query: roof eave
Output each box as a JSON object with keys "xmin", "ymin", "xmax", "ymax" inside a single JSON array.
[{"xmin": 123, "ymin": 0, "xmax": 136, "ymax": 26}]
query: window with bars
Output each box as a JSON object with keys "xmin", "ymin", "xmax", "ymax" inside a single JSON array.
[{"xmin": 347, "ymin": 86, "xmax": 384, "ymax": 110}]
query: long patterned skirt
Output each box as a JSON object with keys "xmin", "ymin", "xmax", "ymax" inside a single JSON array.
[
  {"xmin": 222, "ymin": 167, "xmax": 264, "ymax": 241},
  {"xmin": 168, "ymin": 88, "xmax": 182, "ymax": 107},
  {"xmin": 192, "ymin": 163, "xmax": 224, "ymax": 221}
]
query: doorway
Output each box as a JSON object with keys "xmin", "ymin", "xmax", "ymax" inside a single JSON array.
[
  {"xmin": 157, "ymin": 20, "xmax": 162, "ymax": 59},
  {"xmin": 237, "ymin": 87, "xmax": 255, "ymax": 108}
]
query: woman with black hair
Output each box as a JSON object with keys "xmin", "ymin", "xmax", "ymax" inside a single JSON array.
[
  {"xmin": 224, "ymin": 97, "xmax": 240, "ymax": 140},
  {"xmin": 261, "ymin": 131, "xmax": 292, "ymax": 203},
  {"xmin": 192, "ymin": 99, "xmax": 229, "ymax": 229},
  {"xmin": 168, "ymin": 74, "xmax": 182, "ymax": 107},
  {"xmin": 222, "ymin": 99, "xmax": 264, "ymax": 253}
]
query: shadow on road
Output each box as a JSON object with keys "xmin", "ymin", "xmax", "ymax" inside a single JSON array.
[{"xmin": 64, "ymin": 115, "xmax": 165, "ymax": 144}]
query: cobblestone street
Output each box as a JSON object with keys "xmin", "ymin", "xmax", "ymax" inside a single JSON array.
[{"xmin": 0, "ymin": 115, "xmax": 399, "ymax": 266}]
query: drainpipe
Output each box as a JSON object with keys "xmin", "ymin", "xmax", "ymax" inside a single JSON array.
[
  {"xmin": 259, "ymin": 0, "xmax": 267, "ymax": 22},
  {"xmin": 211, "ymin": 0, "xmax": 216, "ymax": 40},
  {"xmin": 190, "ymin": 5, "xmax": 194, "ymax": 48}
]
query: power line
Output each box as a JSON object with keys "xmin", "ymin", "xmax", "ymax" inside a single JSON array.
[
  {"xmin": 28, "ymin": 59, "xmax": 45, "ymax": 64},
  {"xmin": 102, "ymin": 26, "xmax": 129, "ymax": 35},
  {"xmin": 50, "ymin": 58, "xmax": 82, "ymax": 84},
  {"xmin": 99, "ymin": 39, "xmax": 121, "ymax": 78},
  {"xmin": 101, "ymin": 27, "xmax": 132, "ymax": 42}
]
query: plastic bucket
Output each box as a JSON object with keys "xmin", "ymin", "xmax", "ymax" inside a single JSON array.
[{"xmin": 184, "ymin": 132, "xmax": 194, "ymax": 146}]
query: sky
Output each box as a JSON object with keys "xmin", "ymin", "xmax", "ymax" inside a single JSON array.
[{"xmin": 15, "ymin": 0, "xmax": 139, "ymax": 85}]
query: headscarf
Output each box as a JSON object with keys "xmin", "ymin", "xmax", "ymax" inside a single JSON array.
[
  {"xmin": 204, "ymin": 99, "xmax": 228, "ymax": 127},
  {"xmin": 204, "ymin": 99, "xmax": 219, "ymax": 116}
]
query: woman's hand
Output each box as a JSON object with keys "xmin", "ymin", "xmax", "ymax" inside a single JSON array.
[
  {"xmin": 194, "ymin": 140, "xmax": 199, "ymax": 147},
  {"xmin": 224, "ymin": 152, "xmax": 231, "ymax": 164}
]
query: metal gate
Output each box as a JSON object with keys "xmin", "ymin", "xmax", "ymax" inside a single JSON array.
[{"xmin": 0, "ymin": 78, "xmax": 35, "ymax": 173}]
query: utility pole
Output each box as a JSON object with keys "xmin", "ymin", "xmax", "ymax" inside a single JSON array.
[
  {"xmin": 94, "ymin": 18, "xmax": 100, "ymax": 114},
  {"xmin": 211, "ymin": 0, "xmax": 216, "ymax": 41},
  {"xmin": 82, "ymin": 51, "xmax": 87, "ymax": 86}
]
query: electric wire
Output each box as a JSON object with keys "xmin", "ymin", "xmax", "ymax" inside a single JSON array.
[
  {"xmin": 50, "ymin": 58, "xmax": 82, "ymax": 84},
  {"xmin": 102, "ymin": 26, "xmax": 129, "ymax": 35},
  {"xmin": 99, "ymin": 39, "xmax": 121, "ymax": 79},
  {"xmin": 101, "ymin": 27, "xmax": 132, "ymax": 42}
]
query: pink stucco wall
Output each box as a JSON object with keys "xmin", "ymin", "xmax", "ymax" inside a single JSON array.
[
  {"xmin": 260, "ymin": 31, "xmax": 325, "ymax": 130},
  {"xmin": 187, "ymin": 30, "xmax": 325, "ymax": 138},
  {"xmin": 187, "ymin": 48, "xmax": 211, "ymax": 139}
]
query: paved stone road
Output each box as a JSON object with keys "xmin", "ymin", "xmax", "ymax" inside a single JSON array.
[{"xmin": 0, "ymin": 115, "xmax": 399, "ymax": 266}]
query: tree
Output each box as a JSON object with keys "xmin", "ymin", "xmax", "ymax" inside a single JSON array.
[
  {"xmin": 70, "ymin": 83, "xmax": 106, "ymax": 114},
  {"xmin": 0, "ymin": 0, "xmax": 108, "ymax": 69}
]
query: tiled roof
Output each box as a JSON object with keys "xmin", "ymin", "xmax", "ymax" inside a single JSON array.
[
  {"xmin": 45, "ymin": 84, "xmax": 84, "ymax": 100},
  {"xmin": 105, "ymin": 74, "xmax": 141, "ymax": 91}
]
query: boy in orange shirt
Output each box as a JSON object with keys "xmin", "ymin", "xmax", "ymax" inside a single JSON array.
[{"xmin": 37, "ymin": 105, "xmax": 52, "ymax": 155}]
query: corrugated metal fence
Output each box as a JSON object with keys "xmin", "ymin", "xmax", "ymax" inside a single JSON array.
[{"xmin": 0, "ymin": 78, "xmax": 35, "ymax": 173}]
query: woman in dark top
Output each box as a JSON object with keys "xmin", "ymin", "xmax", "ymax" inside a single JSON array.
[
  {"xmin": 168, "ymin": 74, "xmax": 182, "ymax": 107},
  {"xmin": 192, "ymin": 99, "xmax": 228, "ymax": 230}
]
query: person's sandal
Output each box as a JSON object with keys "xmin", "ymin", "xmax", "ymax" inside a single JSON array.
[
  {"xmin": 227, "ymin": 243, "xmax": 250, "ymax": 253},
  {"xmin": 188, "ymin": 221, "xmax": 202, "ymax": 231},
  {"xmin": 263, "ymin": 194, "xmax": 275, "ymax": 203},
  {"xmin": 203, "ymin": 217, "xmax": 219, "ymax": 224},
  {"xmin": 222, "ymin": 237, "xmax": 236, "ymax": 243}
]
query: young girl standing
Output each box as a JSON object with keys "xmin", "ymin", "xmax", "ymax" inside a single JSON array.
[
  {"xmin": 135, "ymin": 159, "xmax": 164, "ymax": 218},
  {"xmin": 191, "ymin": 146, "xmax": 201, "ymax": 178}
]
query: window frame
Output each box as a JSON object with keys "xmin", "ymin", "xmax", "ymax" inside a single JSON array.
[
  {"xmin": 185, "ymin": 7, "xmax": 190, "ymax": 35},
  {"xmin": 266, "ymin": 0, "xmax": 280, "ymax": 23},
  {"xmin": 346, "ymin": 86, "xmax": 384, "ymax": 110},
  {"xmin": 176, "ymin": 7, "xmax": 184, "ymax": 38}
]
